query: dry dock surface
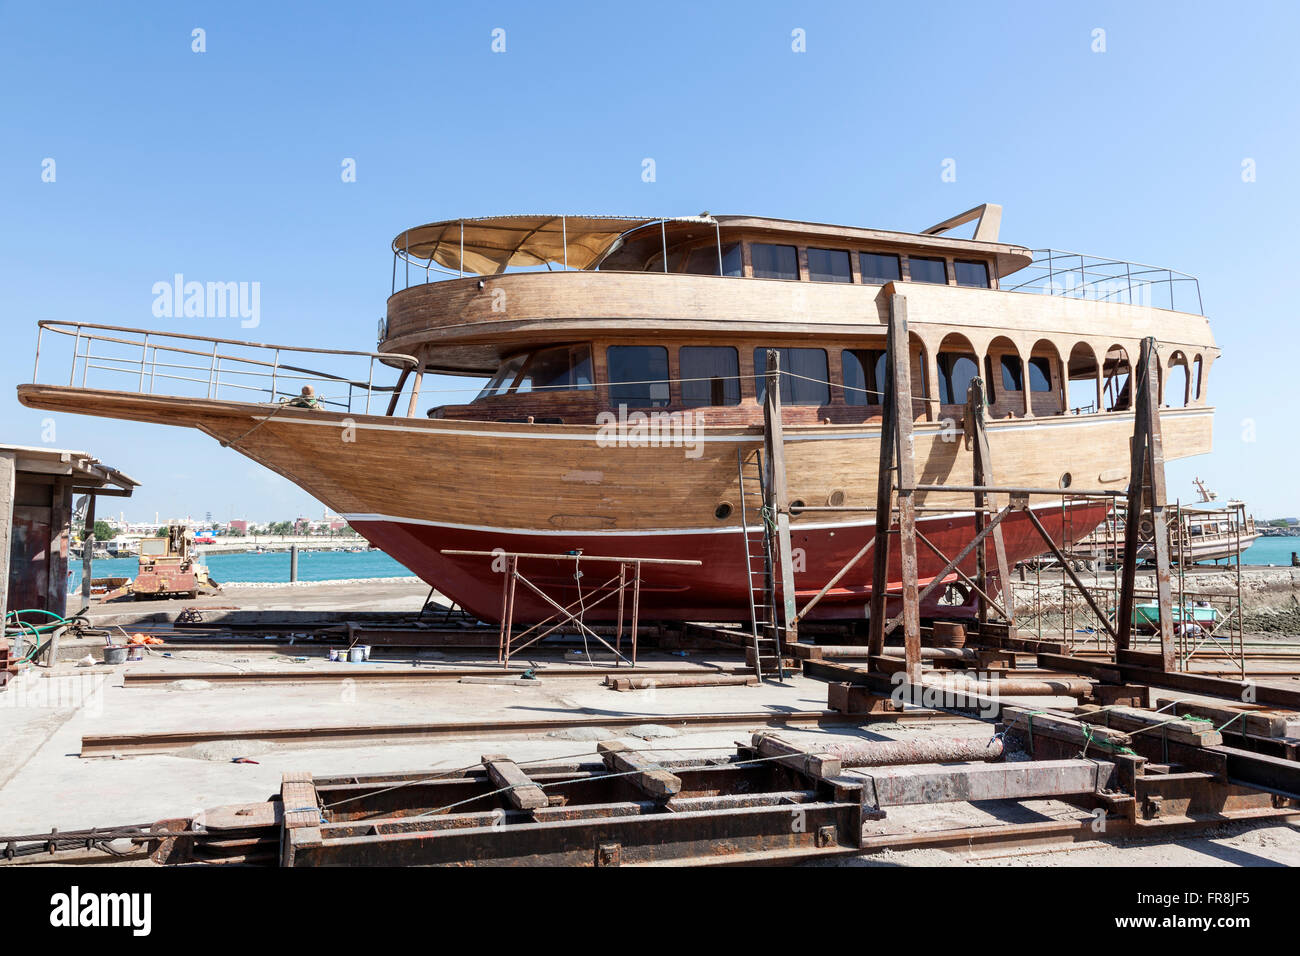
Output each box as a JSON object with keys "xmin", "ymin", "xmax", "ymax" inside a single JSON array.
[{"xmin": 1, "ymin": 577, "xmax": 1296, "ymax": 866}]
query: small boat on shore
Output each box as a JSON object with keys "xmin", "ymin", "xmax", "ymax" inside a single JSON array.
[{"xmin": 1081, "ymin": 479, "xmax": 1259, "ymax": 566}]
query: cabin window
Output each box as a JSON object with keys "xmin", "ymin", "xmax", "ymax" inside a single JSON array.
[
  {"xmin": 606, "ymin": 346, "xmax": 670, "ymax": 408},
  {"xmin": 512, "ymin": 345, "xmax": 594, "ymax": 394},
  {"xmin": 1000, "ymin": 355, "xmax": 1023, "ymax": 392},
  {"xmin": 937, "ymin": 351, "xmax": 979, "ymax": 405},
  {"xmin": 683, "ymin": 242, "xmax": 743, "ymax": 277},
  {"xmin": 753, "ymin": 348, "xmax": 830, "ymax": 405},
  {"xmin": 954, "ymin": 260, "xmax": 990, "ymax": 288},
  {"xmin": 750, "ymin": 243, "xmax": 800, "ymax": 280},
  {"xmin": 645, "ymin": 249, "xmax": 686, "ymax": 273},
  {"xmin": 476, "ymin": 353, "xmax": 530, "ymax": 400},
  {"xmin": 807, "ymin": 248, "xmax": 852, "ymax": 283},
  {"xmin": 909, "ymin": 256, "xmax": 948, "ymax": 285},
  {"xmin": 1028, "ymin": 356, "xmax": 1053, "ymax": 392},
  {"xmin": 983, "ymin": 356, "xmax": 996, "ymax": 402},
  {"xmin": 680, "ymin": 346, "xmax": 741, "ymax": 406},
  {"xmin": 860, "ymin": 252, "xmax": 901, "ymax": 284},
  {"xmin": 842, "ymin": 349, "xmax": 886, "ymax": 405}
]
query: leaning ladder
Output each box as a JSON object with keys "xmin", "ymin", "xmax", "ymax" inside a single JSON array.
[{"xmin": 737, "ymin": 448, "xmax": 784, "ymax": 680}]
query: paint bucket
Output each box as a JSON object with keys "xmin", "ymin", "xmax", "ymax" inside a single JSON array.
[
  {"xmin": 127, "ymin": 645, "xmax": 145, "ymax": 662},
  {"xmin": 327, "ymin": 648, "xmax": 340, "ymax": 662},
  {"xmin": 359, "ymin": 645, "xmax": 371, "ymax": 661},
  {"xmin": 103, "ymin": 645, "xmax": 128, "ymax": 665},
  {"xmin": 348, "ymin": 646, "xmax": 365, "ymax": 663}
]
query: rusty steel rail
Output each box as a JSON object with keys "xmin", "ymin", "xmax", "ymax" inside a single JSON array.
[
  {"xmin": 120, "ymin": 664, "xmax": 755, "ymax": 686},
  {"xmin": 79, "ymin": 708, "xmax": 962, "ymax": 757}
]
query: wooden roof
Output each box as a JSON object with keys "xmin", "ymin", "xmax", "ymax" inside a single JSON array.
[
  {"xmin": 0, "ymin": 443, "xmax": 138, "ymax": 492},
  {"xmin": 392, "ymin": 208, "xmax": 1033, "ymax": 278}
]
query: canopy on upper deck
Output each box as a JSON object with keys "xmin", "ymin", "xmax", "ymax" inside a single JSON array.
[{"xmin": 392, "ymin": 216, "xmax": 714, "ymax": 276}]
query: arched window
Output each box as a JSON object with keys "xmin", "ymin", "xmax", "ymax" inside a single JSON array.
[
  {"xmin": 1165, "ymin": 351, "xmax": 1190, "ymax": 407},
  {"xmin": 1192, "ymin": 354, "xmax": 1204, "ymax": 400},
  {"xmin": 1102, "ymin": 345, "xmax": 1131, "ymax": 411},
  {"xmin": 1067, "ymin": 343, "xmax": 1099, "ymax": 414},
  {"xmin": 935, "ymin": 334, "xmax": 979, "ymax": 406}
]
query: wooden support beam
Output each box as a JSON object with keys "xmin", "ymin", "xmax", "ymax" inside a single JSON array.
[
  {"xmin": 1117, "ymin": 336, "xmax": 1175, "ymax": 671},
  {"xmin": 1001, "ymin": 707, "xmax": 1133, "ymax": 752},
  {"xmin": 481, "ymin": 754, "xmax": 549, "ymax": 810},
  {"xmin": 80, "ymin": 492, "xmax": 95, "ymax": 606},
  {"xmin": 868, "ymin": 293, "xmax": 922, "ymax": 681},
  {"xmin": 0, "ymin": 452, "xmax": 14, "ymax": 621},
  {"xmin": 762, "ymin": 349, "xmax": 798, "ymax": 657},
  {"xmin": 1155, "ymin": 697, "xmax": 1300, "ymax": 739},
  {"xmin": 751, "ymin": 732, "xmax": 843, "ymax": 780},
  {"xmin": 280, "ymin": 770, "xmax": 322, "ymax": 844},
  {"xmin": 597, "ymin": 741, "xmax": 681, "ymax": 798},
  {"xmin": 966, "ymin": 378, "xmax": 1014, "ymax": 626},
  {"xmin": 1076, "ymin": 706, "xmax": 1222, "ymax": 748}
]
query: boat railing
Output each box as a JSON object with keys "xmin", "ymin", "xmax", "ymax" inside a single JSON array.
[
  {"xmin": 31, "ymin": 321, "xmax": 420, "ymax": 415},
  {"xmin": 1001, "ymin": 249, "xmax": 1204, "ymax": 315}
]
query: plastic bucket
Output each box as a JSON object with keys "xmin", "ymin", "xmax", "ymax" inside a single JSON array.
[
  {"xmin": 127, "ymin": 645, "xmax": 145, "ymax": 661},
  {"xmin": 348, "ymin": 646, "xmax": 365, "ymax": 663}
]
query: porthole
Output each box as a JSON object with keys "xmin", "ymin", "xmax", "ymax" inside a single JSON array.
[
  {"xmin": 714, "ymin": 501, "xmax": 734, "ymax": 521},
  {"xmin": 790, "ymin": 499, "xmax": 807, "ymax": 514},
  {"xmin": 1059, "ymin": 472, "xmax": 1072, "ymax": 489},
  {"xmin": 827, "ymin": 489, "xmax": 846, "ymax": 507}
]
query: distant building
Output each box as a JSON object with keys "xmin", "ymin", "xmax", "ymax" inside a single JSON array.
[{"xmin": 228, "ymin": 519, "xmax": 249, "ymax": 533}]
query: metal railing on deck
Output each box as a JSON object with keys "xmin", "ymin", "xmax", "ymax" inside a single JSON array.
[
  {"xmin": 1001, "ymin": 249, "xmax": 1203, "ymax": 315},
  {"xmin": 32, "ymin": 321, "xmax": 420, "ymax": 415}
]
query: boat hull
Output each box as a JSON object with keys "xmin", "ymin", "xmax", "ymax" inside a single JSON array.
[
  {"xmin": 349, "ymin": 502, "xmax": 1108, "ymax": 623},
  {"xmin": 16, "ymin": 385, "xmax": 1213, "ymax": 624}
]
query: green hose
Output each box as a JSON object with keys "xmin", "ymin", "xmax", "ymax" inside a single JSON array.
[{"xmin": 5, "ymin": 609, "xmax": 87, "ymax": 664}]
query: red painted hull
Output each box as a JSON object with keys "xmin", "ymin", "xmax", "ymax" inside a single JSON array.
[{"xmin": 351, "ymin": 502, "xmax": 1107, "ymax": 624}]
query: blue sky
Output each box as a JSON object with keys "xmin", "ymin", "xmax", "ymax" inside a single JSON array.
[{"xmin": 2, "ymin": 1, "xmax": 1297, "ymax": 521}]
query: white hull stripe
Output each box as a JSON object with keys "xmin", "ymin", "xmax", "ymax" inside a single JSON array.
[{"xmin": 343, "ymin": 498, "xmax": 1079, "ymax": 538}]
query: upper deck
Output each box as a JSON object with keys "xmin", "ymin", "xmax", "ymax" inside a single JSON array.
[{"xmin": 379, "ymin": 207, "xmax": 1214, "ymax": 384}]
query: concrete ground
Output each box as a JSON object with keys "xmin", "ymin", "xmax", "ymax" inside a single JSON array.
[{"xmin": 2, "ymin": 579, "xmax": 1297, "ymax": 866}]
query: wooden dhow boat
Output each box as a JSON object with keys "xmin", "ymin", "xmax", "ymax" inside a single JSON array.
[
  {"xmin": 17, "ymin": 204, "xmax": 1218, "ymax": 624},
  {"xmin": 1081, "ymin": 479, "xmax": 1258, "ymax": 566}
]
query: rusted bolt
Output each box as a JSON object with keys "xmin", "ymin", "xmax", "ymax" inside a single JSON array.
[
  {"xmin": 596, "ymin": 843, "xmax": 621, "ymax": 867},
  {"xmin": 815, "ymin": 824, "xmax": 837, "ymax": 848}
]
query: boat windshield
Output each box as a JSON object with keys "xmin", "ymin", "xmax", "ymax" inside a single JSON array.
[{"xmin": 474, "ymin": 346, "xmax": 594, "ymax": 400}]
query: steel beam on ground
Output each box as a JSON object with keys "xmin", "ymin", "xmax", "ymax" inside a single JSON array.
[{"xmin": 858, "ymin": 759, "xmax": 1115, "ymax": 808}]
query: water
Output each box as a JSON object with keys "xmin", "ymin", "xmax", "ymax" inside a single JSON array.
[
  {"xmin": 69, "ymin": 548, "xmax": 415, "ymax": 590},
  {"xmin": 66, "ymin": 536, "xmax": 1297, "ymax": 591},
  {"xmin": 1239, "ymin": 536, "xmax": 1300, "ymax": 566}
]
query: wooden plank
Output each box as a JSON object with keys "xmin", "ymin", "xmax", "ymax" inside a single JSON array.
[
  {"xmin": 751, "ymin": 732, "xmax": 842, "ymax": 779},
  {"xmin": 1001, "ymin": 706, "xmax": 1133, "ymax": 751},
  {"xmin": 1076, "ymin": 705, "xmax": 1222, "ymax": 747},
  {"xmin": 481, "ymin": 754, "xmax": 549, "ymax": 810},
  {"xmin": 596, "ymin": 740, "xmax": 681, "ymax": 798},
  {"xmin": 280, "ymin": 772, "xmax": 320, "ymax": 830},
  {"xmin": 1155, "ymin": 697, "xmax": 1296, "ymax": 739}
]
